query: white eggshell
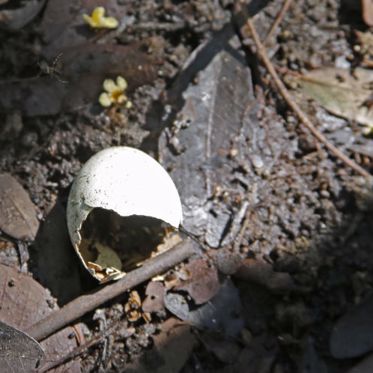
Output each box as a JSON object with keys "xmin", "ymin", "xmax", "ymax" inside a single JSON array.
[{"xmin": 67, "ymin": 147, "xmax": 183, "ymax": 272}]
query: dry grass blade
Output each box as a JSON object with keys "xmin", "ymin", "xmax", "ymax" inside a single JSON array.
[{"xmin": 264, "ymin": 0, "xmax": 293, "ymax": 44}]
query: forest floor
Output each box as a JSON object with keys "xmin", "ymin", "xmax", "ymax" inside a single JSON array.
[{"xmin": 0, "ymin": 0, "xmax": 372, "ymax": 372}]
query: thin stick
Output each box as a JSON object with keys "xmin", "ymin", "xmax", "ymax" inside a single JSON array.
[
  {"xmin": 27, "ymin": 239, "xmax": 196, "ymax": 342},
  {"xmin": 245, "ymin": 19, "xmax": 371, "ymax": 179},
  {"xmin": 264, "ymin": 0, "xmax": 293, "ymax": 44},
  {"xmin": 38, "ymin": 324, "xmax": 116, "ymax": 373}
]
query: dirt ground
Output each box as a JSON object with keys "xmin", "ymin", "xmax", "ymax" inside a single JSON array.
[{"xmin": 0, "ymin": 0, "xmax": 372, "ymax": 372}]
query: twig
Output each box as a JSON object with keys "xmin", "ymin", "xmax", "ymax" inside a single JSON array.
[
  {"xmin": 244, "ymin": 18, "xmax": 371, "ymax": 179},
  {"xmin": 264, "ymin": 0, "xmax": 293, "ymax": 44},
  {"xmin": 27, "ymin": 239, "xmax": 197, "ymax": 342},
  {"xmin": 38, "ymin": 324, "xmax": 117, "ymax": 373}
]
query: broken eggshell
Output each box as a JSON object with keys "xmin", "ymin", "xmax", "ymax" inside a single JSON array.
[{"xmin": 67, "ymin": 146, "xmax": 183, "ymax": 282}]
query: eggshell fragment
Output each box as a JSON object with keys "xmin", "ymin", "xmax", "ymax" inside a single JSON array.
[{"xmin": 67, "ymin": 146, "xmax": 183, "ymax": 281}]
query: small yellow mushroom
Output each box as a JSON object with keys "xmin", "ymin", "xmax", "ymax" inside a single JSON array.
[
  {"xmin": 83, "ymin": 7, "xmax": 119, "ymax": 29},
  {"xmin": 99, "ymin": 76, "xmax": 133, "ymax": 108}
]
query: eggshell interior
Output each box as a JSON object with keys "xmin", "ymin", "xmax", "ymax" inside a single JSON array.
[{"xmin": 67, "ymin": 146, "xmax": 183, "ymax": 280}]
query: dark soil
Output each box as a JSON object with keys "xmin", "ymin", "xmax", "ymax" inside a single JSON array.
[{"xmin": 0, "ymin": 0, "xmax": 372, "ymax": 372}]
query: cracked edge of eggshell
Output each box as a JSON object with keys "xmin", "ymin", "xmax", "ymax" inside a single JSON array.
[{"xmin": 66, "ymin": 146, "xmax": 183, "ymax": 281}]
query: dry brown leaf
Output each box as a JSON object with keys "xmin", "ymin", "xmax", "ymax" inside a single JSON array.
[
  {"xmin": 234, "ymin": 258, "xmax": 295, "ymax": 293},
  {"xmin": 40, "ymin": 0, "xmax": 127, "ymax": 57},
  {"xmin": 0, "ymin": 320, "xmax": 44, "ymax": 373},
  {"xmin": 124, "ymin": 318, "xmax": 196, "ymax": 373},
  {"xmin": 0, "ymin": 264, "xmax": 81, "ymax": 372},
  {"xmin": 297, "ymin": 67, "xmax": 373, "ymax": 127},
  {"xmin": 175, "ymin": 258, "xmax": 220, "ymax": 305},
  {"xmin": 0, "ymin": 43, "xmax": 159, "ymax": 116},
  {"xmin": 142, "ymin": 281, "xmax": 165, "ymax": 313},
  {"xmin": 165, "ymin": 279, "xmax": 244, "ymax": 337},
  {"xmin": 0, "ymin": 173, "xmax": 39, "ymax": 240}
]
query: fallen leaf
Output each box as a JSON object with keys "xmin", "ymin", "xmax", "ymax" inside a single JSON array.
[
  {"xmin": 0, "ymin": 43, "xmax": 158, "ymax": 116},
  {"xmin": 40, "ymin": 0, "xmax": 127, "ymax": 57},
  {"xmin": 0, "ymin": 43, "xmax": 157, "ymax": 116},
  {"xmin": 124, "ymin": 318, "xmax": 196, "ymax": 373},
  {"xmin": 234, "ymin": 258, "xmax": 295, "ymax": 293},
  {"xmin": 142, "ymin": 281, "xmax": 165, "ymax": 313},
  {"xmin": 0, "ymin": 264, "xmax": 81, "ymax": 372},
  {"xmin": 296, "ymin": 67, "xmax": 373, "ymax": 126},
  {"xmin": 0, "ymin": 0, "xmax": 46, "ymax": 30},
  {"xmin": 330, "ymin": 294, "xmax": 373, "ymax": 359},
  {"xmin": 159, "ymin": 47, "xmax": 257, "ymax": 248},
  {"xmin": 0, "ymin": 173, "xmax": 39, "ymax": 240},
  {"xmin": 165, "ymin": 279, "xmax": 244, "ymax": 337},
  {"xmin": 175, "ymin": 258, "xmax": 220, "ymax": 304},
  {"xmin": 0, "ymin": 320, "xmax": 44, "ymax": 373}
]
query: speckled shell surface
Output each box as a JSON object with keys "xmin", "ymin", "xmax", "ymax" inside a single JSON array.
[{"xmin": 67, "ymin": 147, "xmax": 183, "ymax": 255}]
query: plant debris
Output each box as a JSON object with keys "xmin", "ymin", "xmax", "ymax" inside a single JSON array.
[
  {"xmin": 1, "ymin": 0, "xmax": 373, "ymax": 371},
  {"xmin": 0, "ymin": 264, "xmax": 81, "ymax": 372},
  {"xmin": 296, "ymin": 67, "xmax": 373, "ymax": 128},
  {"xmin": 174, "ymin": 258, "xmax": 220, "ymax": 305},
  {"xmin": 165, "ymin": 279, "xmax": 244, "ymax": 337},
  {"xmin": 0, "ymin": 173, "xmax": 39, "ymax": 241},
  {"xmin": 0, "ymin": 320, "xmax": 44, "ymax": 373}
]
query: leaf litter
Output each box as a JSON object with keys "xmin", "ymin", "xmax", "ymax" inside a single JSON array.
[
  {"xmin": 0, "ymin": 264, "xmax": 81, "ymax": 372},
  {"xmin": 296, "ymin": 67, "xmax": 373, "ymax": 127},
  {"xmin": 0, "ymin": 173, "xmax": 39, "ymax": 241},
  {"xmin": 1, "ymin": 0, "xmax": 373, "ymax": 372},
  {"xmin": 0, "ymin": 320, "xmax": 44, "ymax": 373}
]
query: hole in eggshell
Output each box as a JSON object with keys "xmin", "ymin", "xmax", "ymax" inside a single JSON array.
[{"xmin": 79, "ymin": 208, "xmax": 174, "ymax": 279}]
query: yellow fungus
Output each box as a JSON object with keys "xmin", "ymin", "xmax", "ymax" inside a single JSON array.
[
  {"xmin": 83, "ymin": 7, "xmax": 119, "ymax": 29},
  {"xmin": 99, "ymin": 76, "xmax": 132, "ymax": 108}
]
